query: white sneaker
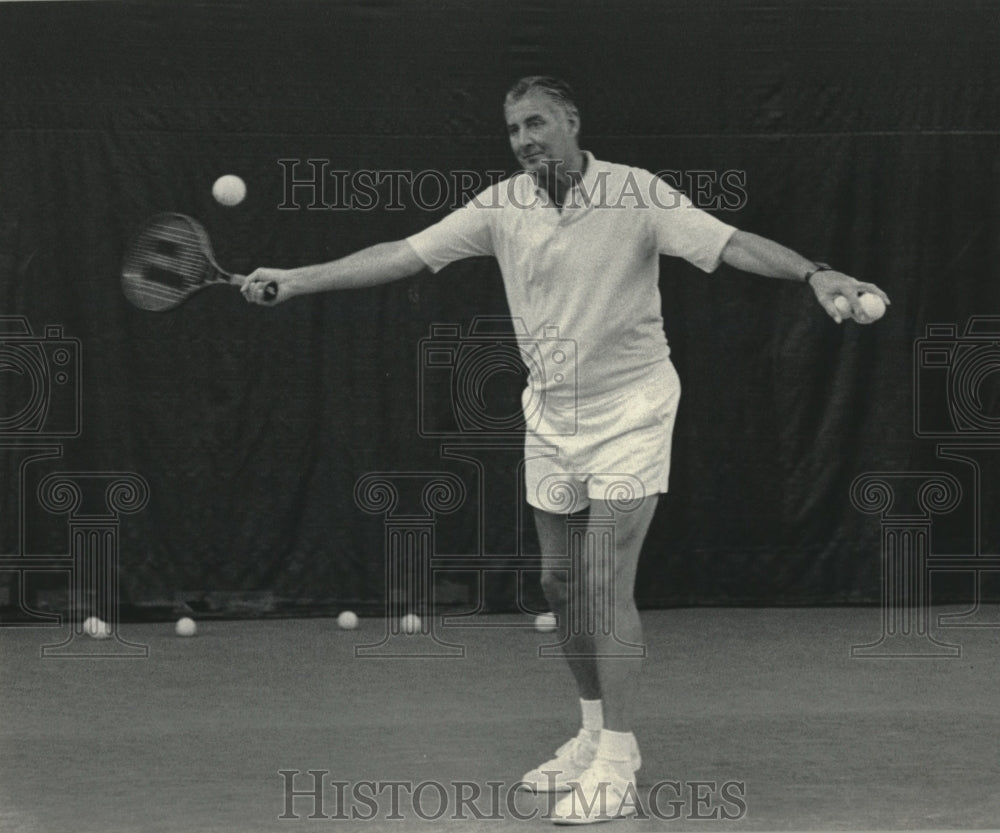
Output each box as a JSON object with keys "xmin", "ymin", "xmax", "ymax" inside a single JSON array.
[
  {"xmin": 521, "ymin": 730, "xmax": 597, "ymax": 793},
  {"xmin": 521, "ymin": 731, "xmax": 641, "ymax": 793},
  {"xmin": 549, "ymin": 757, "xmax": 639, "ymax": 825}
]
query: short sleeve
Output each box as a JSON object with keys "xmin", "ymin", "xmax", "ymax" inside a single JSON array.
[
  {"xmin": 406, "ymin": 190, "xmax": 496, "ymax": 274},
  {"xmin": 644, "ymin": 172, "xmax": 737, "ymax": 273}
]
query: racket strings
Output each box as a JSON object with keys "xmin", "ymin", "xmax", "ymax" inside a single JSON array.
[{"xmin": 123, "ymin": 220, "xmax": 214, "ymax": 308}]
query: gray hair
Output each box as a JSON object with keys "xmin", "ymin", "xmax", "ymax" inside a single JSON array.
[{"xmin": 504, "ymin": 76, "xmax": 579, "ymax": 121}]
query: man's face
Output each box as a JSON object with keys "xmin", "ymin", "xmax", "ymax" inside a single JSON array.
[{"xmin": 504, "ymin": 90, "xmax": 580, "ymax": 176}]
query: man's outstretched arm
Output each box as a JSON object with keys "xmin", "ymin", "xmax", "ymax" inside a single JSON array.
[
  {"xmin": 242, "ymin": 240, "xmax": 425, "ymax": 304},
  {"xmin": 720, "ymin": 230, "xmax": 891, "ymax": 323}
]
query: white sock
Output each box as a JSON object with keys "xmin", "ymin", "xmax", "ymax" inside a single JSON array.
[
  {"xmin": 580, "ymin": 699, "xmax": 603, "ymax": 743},
  {"xmin": 597, "ymin": 729, "xmax": 635, "ymax": 763}
]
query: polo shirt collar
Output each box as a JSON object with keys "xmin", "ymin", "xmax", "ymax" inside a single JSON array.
[
  {"xmin": 573, "ymin": 150, "xmax": 599, "ymax": 200},
  {"xmin": 528, "ymin": 150, "xmax": 601, "ymax": 214}
]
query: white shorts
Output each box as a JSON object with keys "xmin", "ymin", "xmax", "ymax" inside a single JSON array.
[{"xmin": 523, "ymin": 361, "xmax": 681, "ymax": 514}]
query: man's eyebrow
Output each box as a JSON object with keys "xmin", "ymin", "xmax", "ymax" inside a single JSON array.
[{"xmin": 508, "ymin": 113, "xmax": 544, "ymax": 127}]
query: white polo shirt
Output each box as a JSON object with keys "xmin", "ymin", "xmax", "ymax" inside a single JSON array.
[{"xmin": 406, "ymin": 152, "xmax": 737, "ymax": 404}]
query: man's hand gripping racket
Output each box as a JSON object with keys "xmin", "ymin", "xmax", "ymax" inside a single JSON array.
[
  {"xmin": 121, "ymin": 213, "xmax": 278, "ymax": 311},
  {"xmin": 241, "ymin": 267, "xmax": 289, "ymax": 305}
]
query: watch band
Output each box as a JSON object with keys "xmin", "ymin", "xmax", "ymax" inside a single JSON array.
[{"xmin": 804, "ymin": 262, "xmax": 833, "ymax": 284}]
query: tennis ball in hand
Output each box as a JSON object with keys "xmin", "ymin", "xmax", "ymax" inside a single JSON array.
[
  {"xmin": 833, "ymin": 295, "xmax": 852, "ymax": 319},
  {"xmin": 212, "ymin": 174, "xmax": 246, "ymax": 206},
  {"xmin": 857, "ymin": 292, "xmax": 886, "ymax": 322},
  {"xmin": 833, "ymin": 293, "xmax": 886, "ymax": 323}
]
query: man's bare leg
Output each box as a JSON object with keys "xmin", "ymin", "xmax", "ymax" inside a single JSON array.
[
  {"xmin": 546, "ymin": 494, "xmax": 660, "ymax": 823},
  {"xmin": 519, "ymin": 506, "xmax": 605, "ymax": 794},
  {"xmin": 585, "ymin": 495, "xmax": 659, "ymax": 731},
  {"xmin": 535, "ymin": 506, "xmax": 600, "ymax": 700}
]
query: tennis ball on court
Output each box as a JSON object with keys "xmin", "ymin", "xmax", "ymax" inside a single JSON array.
[
  {"xmin": 534, "ymin": 612, "xmax": 558, "ymax": 632},
  {"xmin": 833, "ymin": 295, "xmax": 852, "ymax": 319},
  {"xmin": 212, "ymin": 174, "xmax": 246, "ymax": 206},
  {"xmin": 337, "ymin": 610, "xmax": 359, "ymax": 630},
  {"xmin": 857, "ymin": 292, "xmax": 886, "ymax": 323},
  {"xmin": 84, "ymin": 616, "xmax": 111, "ymax": 639},
  {"xmin": 175, "ymin": 617, "xmax": 198, "ymax": 637},
  {"xmin": 400, "ymin": 613, "xmax": 422, "ymax": 634}
]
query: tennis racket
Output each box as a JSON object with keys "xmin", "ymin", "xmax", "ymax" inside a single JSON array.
[{"xmin": 121, "ymin": 213, "xmax": 276, "ymax": 311}]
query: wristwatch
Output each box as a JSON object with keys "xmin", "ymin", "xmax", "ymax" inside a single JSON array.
[{"xmin": 803, "ymin": 262, "xmax": 833, "ymax": 285}]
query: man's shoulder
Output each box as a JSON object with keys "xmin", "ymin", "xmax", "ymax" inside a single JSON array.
[
  {"xmin": 590, "ymin": 157, "xmax": 657, "ymax": 185},
  {"xmin": 578, "ymin": 156, "xmax": 662, "ymax": 208}
]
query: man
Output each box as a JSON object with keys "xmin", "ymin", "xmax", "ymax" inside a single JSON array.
[{"xmin": 244, "ymin": 76, "xmax": 889, "ymax": 824}]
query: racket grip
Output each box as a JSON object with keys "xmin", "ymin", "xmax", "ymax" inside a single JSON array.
[{"xmin": 263, "ymin": 282, "xmax": 278, "ymax": 302}]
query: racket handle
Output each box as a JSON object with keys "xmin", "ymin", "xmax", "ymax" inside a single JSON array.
[{"xmin": 232, "ymin": 274, "xmax": 278, "ymax": 303}]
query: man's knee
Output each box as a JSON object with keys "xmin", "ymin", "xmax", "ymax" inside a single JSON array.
[
  {"xmin": 586, "ymin": 573, "xmax": 637, "ymax": 608},
  {"xmin": 586, "ymin": 548, "xmax": 642, "ymax": 603}
]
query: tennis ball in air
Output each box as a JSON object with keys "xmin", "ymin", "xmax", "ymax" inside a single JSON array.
[{"xmin": 212, "ymin": 174, "xmax": 247, "ymax": 206}]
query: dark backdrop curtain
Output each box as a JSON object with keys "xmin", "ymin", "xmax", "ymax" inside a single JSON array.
[{"xmin": 1, "ymin": 0, "xmax": 998, "ymax": 613}]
